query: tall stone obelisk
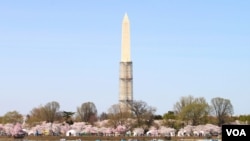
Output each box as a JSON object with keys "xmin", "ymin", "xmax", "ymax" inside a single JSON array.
[{"xmin": 119, "ymin": 13, "xmax": 133, "ymax": 112}]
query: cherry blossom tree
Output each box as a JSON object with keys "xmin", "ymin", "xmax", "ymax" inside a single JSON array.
[{"xmin": 12, "ymin": 123, "xmax": 23, "ymax": 136}]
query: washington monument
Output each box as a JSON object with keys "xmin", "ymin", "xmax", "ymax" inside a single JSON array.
[{"xmin": 119, "ymin": 13, "xmax": 133, "ymax": 111}]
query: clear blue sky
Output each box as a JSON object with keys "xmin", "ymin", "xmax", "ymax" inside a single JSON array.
[{"xmin": 0, "ymin": 0, "xmax": 249, "ymax": 116}]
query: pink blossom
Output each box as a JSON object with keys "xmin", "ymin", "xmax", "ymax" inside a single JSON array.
[{"xmin": 115, "ymin": 125, "xmax": 127, "ymax": 134}]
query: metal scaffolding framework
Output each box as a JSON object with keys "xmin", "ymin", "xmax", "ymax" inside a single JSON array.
[{"xmin": 119, "ymin": 61, "xmax": 133, "ymax": 111}]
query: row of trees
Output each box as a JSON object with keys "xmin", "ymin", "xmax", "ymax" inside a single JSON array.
[
  {"xmin": 172, "ymin": 96, "xmax": 234, "ymax": 126},
  {"xmin": 106, "ymin": 101, "xmax": 156, "ymax": 129},
  {"xmin": 0, "ymin": 96, "xmax": 249, "ymax": 129},
  {"xmin": 26, "ymin": 101, "xmax": 98, "ymax": 126},
  {"xmin": 0, "ymin": 101, "xmax": 97, "ymax": 126},
  {"xmin": 0, "ymin": 100, "xmax": 156, "ymax": 129}
]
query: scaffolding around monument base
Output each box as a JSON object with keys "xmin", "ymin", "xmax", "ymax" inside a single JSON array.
[
  {"xmin": 119, "ymin": 99, "xmax": 133, "ymax": 112},
  {"xmin": 119, "ymin": 61, "xmax": 133, "ymax": 112}
]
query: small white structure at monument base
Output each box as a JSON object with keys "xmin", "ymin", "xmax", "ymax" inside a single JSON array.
[{"xmin": 66, "ymin": 129, "xmax": 77, "ymax": 136}]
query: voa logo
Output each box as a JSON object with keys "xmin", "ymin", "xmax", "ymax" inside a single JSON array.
[{"xmin": 226, "ymin": 129, "xmax": 246, "ymax": 136}]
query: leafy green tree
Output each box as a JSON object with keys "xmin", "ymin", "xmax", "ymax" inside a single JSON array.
[
  {"xmin": 238, "ymin": 115, "xmax": 250, "ymax": 124},
  {"xmin": 0, "ymin": 116, "xmax": 3, "ymax": 124},
  {"xmin": 206, "ymin": 115, "xmax": 217, "ymax": 125},
  {"xmin": 163, "ymin": 111, "xmax": 176, "ymax": 120},
  {"xmin": 163, "ymin": 111, "xmax": 177, "ymax": 128},
  {"xmin": 174, "ymin": 95, "xmax": 194, "ymax": 114},
  {"xmin": 2, "ymin": 111, "xmax": 23, "ymax": 124},
  {"xmin": 174, "ymin": 95, "xmax": 210, "ymax": 125},
  {"xmin": 211, "ymin": 97, "xmax": 234, "ymax": 126},
  {"xmin": 26, "ymin": 106, "xmax": 45, "ymax": 125},
  {"xmin": 154, "ymin": 115, "xmax": 163, "ymax": 120}
]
